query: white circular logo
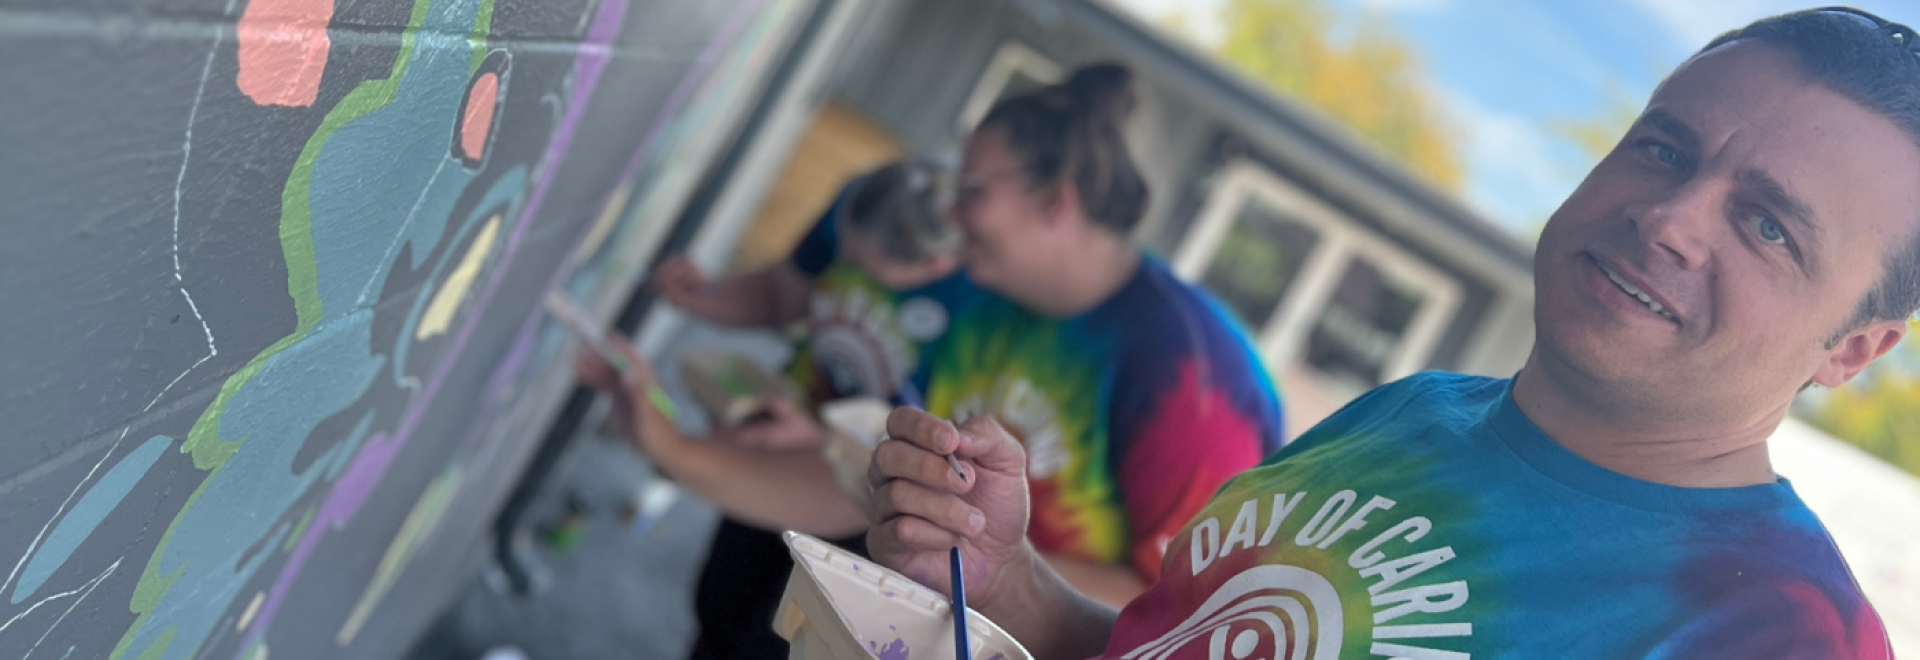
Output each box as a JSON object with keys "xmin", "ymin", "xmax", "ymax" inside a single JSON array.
[
  {"xmin": 809, "ymin": 327, "xmax": 894, "ymax": 399},
  {"xmin": 897, "ymin": 296, "xmax": 948, "ymax": 342},
  {"xmin": 1122, "ymin": 565, "xmax": 1344, "ymax": 660}
]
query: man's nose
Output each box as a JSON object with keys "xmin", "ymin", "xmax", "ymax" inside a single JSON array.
[{"xmin": 1625, "ymin": 181, "xmax": 1719, "ymax": 270}]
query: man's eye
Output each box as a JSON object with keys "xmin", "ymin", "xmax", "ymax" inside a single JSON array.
[
  {"xmin": 1753, "ymin": 213, "xmax": 1788, "ymax": 245},
  {"xmin": 1641, "ymin": 140, "xmax": 1682, "ymax": 167}
]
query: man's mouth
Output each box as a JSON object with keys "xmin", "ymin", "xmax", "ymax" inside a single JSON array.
[{"xmin": 1596, "ymin": 261, "xmax": 1677, "ymax": 322}]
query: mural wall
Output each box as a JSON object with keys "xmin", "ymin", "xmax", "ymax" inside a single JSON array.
[{"xmin": 0, "ymin": 0, "xmax": 807, "ymax": 658}]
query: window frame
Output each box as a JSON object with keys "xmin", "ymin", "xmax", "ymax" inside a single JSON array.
[
  {"xmin": 955, "ymin": 41, "xmax": 1066, "ymax": 134},
  {"xmin": 1172, "ymin": 159, "xmax": 1462, "ymax": 387}
]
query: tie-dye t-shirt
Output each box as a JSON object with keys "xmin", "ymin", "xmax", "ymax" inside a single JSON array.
[
  {"xmin": 1096, "ymin": 372, "xmax": 1892, "ymax": 660},
  {"xmin": 785, "ymin": 196, "xmax": 984, "ymax": 407},
  {"xmin": 924, "ymin": 258, "xmax": 1286, "ymax": 579}
]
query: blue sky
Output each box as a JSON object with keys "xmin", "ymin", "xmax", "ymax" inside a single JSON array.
[{"xmin": 1110, "ymin": 0, "xmax": 1920, "ymax": 234}]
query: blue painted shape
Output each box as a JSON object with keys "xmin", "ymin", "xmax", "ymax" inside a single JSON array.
[
  {"xmin": 121, "ymin": 312, "xmax": 384, "ymax": 660},
  {"xmin": 12, "ymin": 434, "xmax": 172, "ymax": 604},
  {"xmin": 309, "ymin": 0, "xmax": 487, "ymax": 319}
]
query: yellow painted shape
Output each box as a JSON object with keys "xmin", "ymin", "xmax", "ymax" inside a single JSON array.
[
  {"xmin": 571, "ymin": 182, "xmax": 633, "ymax": 265},
  {"xmin": 236, "ymin": 591, "xmax": 265, "ymax": 631},
  {"xmin": 335, "ymin": 467, "xmax": 463, "ymax": 645},
  {"xmin": 416, "ymin": 214, "xmax": 501, "ymax": 340}
]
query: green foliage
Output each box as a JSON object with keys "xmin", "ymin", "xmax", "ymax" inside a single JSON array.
[
  {"xmin": 1804, "ymin": 319, "xmax": 1920, "ymax": 477},
  {"xmin": 1165, "ymin": 0, "xmax": 1464, "ymax": 189}
]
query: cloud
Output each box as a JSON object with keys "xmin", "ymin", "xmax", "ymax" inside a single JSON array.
[
  {"xmin": 1357, "ymin": 0, "xmax": 1451, "ymax": 14},
  {"xmin": 1622, "ymin": 0, "xmax": 1781, "ymax": 50},
  {"xmin": 1108, "ymin": 0, "xmax": 1227, "ymax": 45},
  {"xmin": 1435, "ymin": 85, "xmax": 1585, "ymax": 232}
]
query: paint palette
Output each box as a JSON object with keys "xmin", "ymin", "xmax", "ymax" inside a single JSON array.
[
  {"xmin": 678, "ymin": 350, "xmax": 802, "ymax": 427},
  {"xmin": 775, "ymin": 532, "xmax": 1032, "ymax": 660},
  {"xmin": 819, "ymin": 397, "xmax": 893, "ymax": 508}
]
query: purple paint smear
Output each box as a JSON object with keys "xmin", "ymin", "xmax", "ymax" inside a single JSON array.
[
  {"xmin": 866, "ymin": 638, "xmax": 910, "ymax": 660},
  {"xmin": 231, "ymin": 0, "xmax": 632, "ymax": 653}
]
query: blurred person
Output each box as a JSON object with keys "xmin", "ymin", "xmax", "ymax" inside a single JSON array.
[
  {"xmin": 579, "ymin": 62, "xmax": 1286, "ymax": 650},
  {"xmin": 865, "ymin": 9, "xmax": 1911, "ymax": 659},
  {"xmin": 653, "ymin": 158, "xmax": 970, "ymax": 447},
  {"xmin": 646, "ymin": 159, "xmax": 982, "ymax": 660}
]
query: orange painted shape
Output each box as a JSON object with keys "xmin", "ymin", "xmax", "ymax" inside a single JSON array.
[
  {"xmin": 460, "ymin": 72, "xmax": 500, "ymax": 161},
  {"xmin": 235, "ymin": 0, "xmax": 336, "ymax": 108}
]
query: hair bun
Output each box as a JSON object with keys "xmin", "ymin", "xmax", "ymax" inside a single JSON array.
[{"xmin": 1060, "ymin": 62, "xmax": 1135, "ymax": 125}]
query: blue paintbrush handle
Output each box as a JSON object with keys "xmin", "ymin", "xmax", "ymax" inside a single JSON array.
[{"xmin": 950, "ymin": 546, "xmax": 970, "ymax": 660}]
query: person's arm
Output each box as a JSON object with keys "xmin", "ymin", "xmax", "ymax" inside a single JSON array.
[
  {"xmin": 865, "ymin": 409, "xmax": 1119, "ymax": 660},
  {"xmin": 656, "ymin": 195, "xmax": 842, "ymax": 328},
  {"xmin": 1041, "ymin": 552, "xmax": 1148, "ymax": 609},
  {"xmin": 575, "ymin": 335, "xmax": 866, "ymax": 537},
  {"xmin": 648, "ymin": 430, "xmax": 867, "ymax": 536},
  {"xmin": 653, "ymin": 256, "xmax": 812, "ymax": 329}
]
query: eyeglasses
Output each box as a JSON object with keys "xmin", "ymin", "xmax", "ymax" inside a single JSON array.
[
  {"xmin": 1815, "ymin": 7, "xmax": 1920, "ymax": 56},
  {"xmin": 954, "ymin": 168, "xmax": 1030, "ymax": 209}
]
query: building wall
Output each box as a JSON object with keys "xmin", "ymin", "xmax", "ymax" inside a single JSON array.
[{"xmin": 0, "ymin": 0, "xmax": 807, "ymax": 658}]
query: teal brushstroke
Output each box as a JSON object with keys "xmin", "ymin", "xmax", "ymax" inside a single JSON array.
[{"xmin": 12, "ymin": 435, "xmax": 172, "ymax": 604}]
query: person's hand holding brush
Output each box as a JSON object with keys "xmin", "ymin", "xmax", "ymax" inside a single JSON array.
[{"xmin": 866, "ymin": 409, "xmax": 1118, "ymax": 660}]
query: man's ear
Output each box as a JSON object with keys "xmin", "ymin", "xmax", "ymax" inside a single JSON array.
[{"xmin": 1812, "ymin": 318, "xmax": 1908, "ymax": 387}]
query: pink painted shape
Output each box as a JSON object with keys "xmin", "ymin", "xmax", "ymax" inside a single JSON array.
[
  {"xmin": 459, "ymin": 72, "xmax": 500, "ymax": 160},
  {"xmin": 236, "ymin": 0, "xmax": 336, "ymax": 107}
]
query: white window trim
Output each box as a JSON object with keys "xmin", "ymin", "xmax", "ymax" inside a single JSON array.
[
  {"xmin": 955, "ymin": 41, "xmax": 1065, "ymax": 135},
  {"xmin": 1173, "ymin": 160, "xmax": 1463, "ymax": 384}
]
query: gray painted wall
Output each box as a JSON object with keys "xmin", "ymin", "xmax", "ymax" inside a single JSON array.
[{"xmin": 0, "ymin": 0, "xmax": 807, "ymax": 657}]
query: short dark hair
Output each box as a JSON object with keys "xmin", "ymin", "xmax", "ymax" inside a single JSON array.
[
  {"xmin": 978, "ymin": 62, "xmax": 1151, "ymax": 234},
  {"xmin": 1702, "ymin": 9, "xmax": 1920, "ymax": 338},
  {"xmin": 839, "ymin": 159, "xmax": 962, "ymax": 263}
]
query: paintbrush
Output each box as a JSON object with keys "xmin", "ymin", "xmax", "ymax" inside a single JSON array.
[
  {"xmin": 543, "ymin": 290, "xmax": 679, "ymax": 420},
  {"xmin": 899, "ymin": 379, "xmax": 971, "ymax": 660},
  {"xmin": 950, "ymin": 545, "xmax": 971, "ymax": 660},
  {"xmin": 895, "ymin": 379, "xmax": 966, "ymax": 478}
]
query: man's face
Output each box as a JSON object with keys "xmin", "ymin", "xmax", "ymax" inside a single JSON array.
[{"xmin": 1532, "ymin": 41, "xmax": 1920, "ymax": 428}]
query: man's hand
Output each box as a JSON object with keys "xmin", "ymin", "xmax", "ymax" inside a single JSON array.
[
  {"xmin": 713, "ymin": 397, "xmax": 828, "ymax": 451},
  {"xmin": 866, "ymin": 409, "xmax": 1037, "ymax": 611},
  {"xmin": 574, "ymin": 333, "xmax": 683, "ymax": 458},
  {"xmin": 652, "ymin": 256, "xmax": 709, "ymax": 310}
]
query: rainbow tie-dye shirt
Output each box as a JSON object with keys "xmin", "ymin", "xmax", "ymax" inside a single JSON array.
[
  {"xmin": 924, "ymin": 258, "xmax": 1286, "ymax": 579},
  {"xmin": 1096, "ymin": 372, "xmax": 1892, "ymax": 659},
  {"xmin": 784, "ymin": 197, "xmax": 983, "ymax": 408}
]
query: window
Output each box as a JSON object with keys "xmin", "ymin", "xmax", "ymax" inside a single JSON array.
[
  {"xmin": 1200, "ymin": 198, "xmax": 1320, "ymax": 328},
  {"xmin": 956, "ymin": 42, "xmax": 1065, "ymax": 134},
  {"xmin": 1173, "ymin": 160, "xmax": 1461, "ymax": 392},
  {"xmin": 1305, "ymin": 258, "xmax": 1430, "ymax": 390}
]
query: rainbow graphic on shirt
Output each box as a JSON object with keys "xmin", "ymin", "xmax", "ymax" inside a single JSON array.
[
  {"xmin": 786, "ymin": 262, "xmax": 979, "ymax": 408},
  {"xmin": 1093, "ymin": 372, "xmax": 1892, "ymax": 660}
]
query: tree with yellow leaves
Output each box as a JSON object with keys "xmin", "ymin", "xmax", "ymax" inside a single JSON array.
[
  {"xmin": 1168, "ymin": 0, "xmax": 1462, "ymax": 189},
  {"xmin": 1802, "ymin": 319, "xmax": 1920, "ymax": 477}
]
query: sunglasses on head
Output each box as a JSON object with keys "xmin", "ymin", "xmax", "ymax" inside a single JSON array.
[{"xmin": 1814, "ymin": 6, "xmax": 1920, "ymax": 55}]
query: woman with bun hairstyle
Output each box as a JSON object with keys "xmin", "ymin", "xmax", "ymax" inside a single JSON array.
[
  {"xmin": 577, "ymin": 63, "xmax": 1284, "ymax": 653},
  {"xmin": 900, "ymin": 62, "xmax": 1286, "ymax": 604}
]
